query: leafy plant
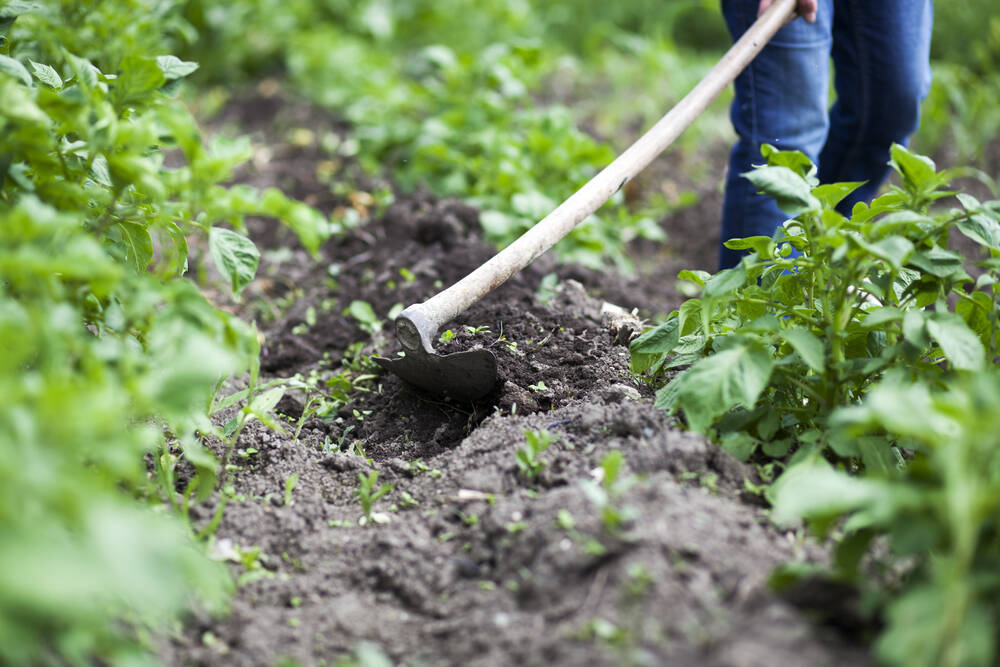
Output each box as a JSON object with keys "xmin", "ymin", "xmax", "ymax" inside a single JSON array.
[
  {"xmin": 632, "ymin": 142, "xmax": 1000, "ymax": 667},
  {"xmin": 355, "ymin": 470, "xmax": 393, "ymax": 526},
  {"xmin": 772, "ymin": 370, "xmax": 1000, "ymax": 667},
  {"xmin": 0, "ymin": 1, "xmax": 334, "ymax": 661},
  {"xmin": 632, "ymin": 143, "xmax": 1000, "ymax": 466},
  {"xmin": 180, "ymin": 2, "xmax": 668, "ymax": 269},
  {"xmin": 516, "ymin": 428, "xmax": 556, "ymax": 480}
]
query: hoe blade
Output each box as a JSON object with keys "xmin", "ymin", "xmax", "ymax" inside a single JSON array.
[{"xmin": 373, "ymin": 348, "xmax": 497, "ymax": 401}]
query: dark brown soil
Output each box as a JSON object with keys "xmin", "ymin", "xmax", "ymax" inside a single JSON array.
[{"xmin": 161, "ymin": 90, "xmax": 870, "ymax": 666}]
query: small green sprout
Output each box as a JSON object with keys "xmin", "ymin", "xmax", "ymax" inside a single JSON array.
[
  {"xmin": 284, "ymin": 473, "xmax": 299, "ymax": 507},
  {"xmin": 580, "ymin": 450, "xmax": 636, "ymax": 536},
  {"xmin": 439, "ymin": 329, "xmax": 456, "ymax": 344},
  {"xmin": 516, "ymin": 428, "xmax": 556, "ymax": 480},
  {"xmin": 345, "ymin": 299, "xmax": 382, "ymax": 334},
  {"xmin": 408, "ymin": 459, "xmax": 430, "ymax": 475},
  {"xmin": 356, "ymin": 471, "xmax": 393, "ymax": 526},
  {"xmin": 528, "ymin": 380, "xmax": 548, "ymax": 393},
  {"xmin": 398, "ymin": 491, "xmax": 419, "ymax": 509}
]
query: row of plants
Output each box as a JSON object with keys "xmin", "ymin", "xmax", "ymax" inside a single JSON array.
[
  {"xmin": 0, "ymin": 0, "xmax": 335, "ymax": 662},
  {"xmin": 172, "ymin": 0, "xmax": 743, "ymax": 269},
  {"xmin": 631, "ymin": 144, "xmax": 1000, "ymax": 666},
  {"xmin": 174, "ymin": 0, "xmax": 1000, "ymax": 265}
]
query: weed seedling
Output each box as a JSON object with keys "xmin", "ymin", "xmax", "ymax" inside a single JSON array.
[
  {"xmin": 407, "ymin": 459, "xmax": 430, "ymax": 475},
  {"xmin": 580, "ymin": 450, "xmax": 636, "ymax": 536},
  {"xmin": 284, "ymin": 473, "xmax": 299, "ymax": 507},
  {"xmin": 356, "ymin": 471, "xmax": 393, "ymax": 526},
  {"xmin": 398, "ymin": 491, "xmax": 419, "ymax": 509},
  {"xmin": 516, "ymin": 428, "xmax": 556, "ymax": 481},
  {"xmin": 234, "ymin": 544, "xmax": 273, "ymax": 586},
  {"xmin": 345, "ymin": 300, "xmax": 382, "ymax": 334}
]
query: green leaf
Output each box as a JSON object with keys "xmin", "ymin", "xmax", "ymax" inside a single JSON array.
[
  {"xmin": 760, "ymin": 144, "xmax": 815, "ymax": 179},
  {"xmin": 28, "ymin": 60, "xmax": 61, "ymax": 88},
  {"xmin": 246, "ymin": 386, "xmax": 287, "ymax": 433},
  {"xmin": 64, "ymin": 51, "xmax": 100, "ymax": 90},
  {"xmin": 902, "ymin": 309, "xmax": 930, "ymax": 348},
  {"xmin": 155, "ymin": 55, "xmax": 199, "ymax": 80},
  {"xmin": 955, "ymin": 213, "xmax": 1000, "ymax": 250},
  {"xmin": 209, "ymin": 227, "xmax": 259, "ymax": 294},
  {"xmin": 630, "ymin": 318, "xmax": 679, "ymax": 373},
  {"xmin": 248, "ymin": 386, "xmax": 285, "ymax": 416},
  {"xmin": 346, "ymin": 300, "xmax": 379, "ymax": 329},
  {"xmin": 719, "ymin": 432, "xmax": 756, "ymax": 462},
  {"xmin": 871, "ymin": 210, "xmax": 934, "ymax": 236},
  {"xmin": 675, "ymin": 337, "xmax": 774, "ymax": 433},
  {"xmin": 676, "ymin": 269, "xmax": 710, "ymax": 287},
  {"xmin": 0, "ymin": 76, "xmax": 48, "ymax": 123},
  {"xmin": 722, "ymin": 235, "xmax": 773, "ymax": 256},
  {"xmin": 862, "ymin": 307, "xmax": 904, "ymax": 329},
  {"xmin": 114, "ymin": 55, "xmax": 165, "ymax": 107},
  {"xmin": 258, "ymin": 188, "xmax": 329, "ymax": 255},
  {"xmin": 907, "ymin": 246, "xmax": 967, "ymax": 279},
  {"xmin": 847, "ymin": 233, "xmax": 914, "ymax": 270},
  {"xmin": 781, "ymin": 327, "xmax": 825, "ymax": 373},
  {"xmin": 877, "ymin": 588, "xmax": 995, "ymax": 667},
  {"xmin": 0, "ymin": 0, "xmax": 41, "ymax": 20},
  {"xmin": 0, "ymin": 54, "xmax": 31, "ymax": 86},
  {"xmin": 811, "ymin": 181, "xmax": 864, "ymax": 209},
  {"xmin": 178, "ymin": 436, "xmax": 219, "ymax": 502},
  {"xmin": 889, "ymin": 143, "xmax": 938, "ymax": 192},
  {"xmin": 743, "ymin": 166, "xmax": 820, "ymax": 215},
  {"xmin": 770, "ymin": 461, "xmax": 890, "ymax": 528},
  {"xmin": 654, "ymin": 369, "xmax": 687, "ymax": 413},
  {"xmin": 703, "ymin": 261, "xmax": 747, "ymax": 297},
  {"xmin": 118, "ymin": 222, "xmax": 153, "ymax": 273},
  {"xmin": 926, "ymin": 314, "xmax": 985, "ymax": 371},
  {"xmin": 761, "ymin": 438, "xmax": 791, "ymax": 458}
]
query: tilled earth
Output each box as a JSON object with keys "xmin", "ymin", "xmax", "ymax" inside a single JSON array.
[{"xmin": 163, "ymin": 90, "xmax": 868, "ymax": 666}]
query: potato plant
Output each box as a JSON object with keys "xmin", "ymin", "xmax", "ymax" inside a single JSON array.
[
  {"xmin": 632, "ymin": 143, "xmax": 999, "ymax": 465},
  {"xmin": 0, "ymin": 1, "xmax": 334, "ymax": 662},
  {"xmin": 632, "ymin": 143, "xmax": 1000, "ymax": 666},
  {"xmin": 772, "ymin": 371, "xmax": 1000, "ymax": 667}
]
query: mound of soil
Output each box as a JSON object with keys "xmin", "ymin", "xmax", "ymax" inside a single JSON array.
[{"xmin": 162, "ymin": 90, "xmax": 869, "ymax": 666}]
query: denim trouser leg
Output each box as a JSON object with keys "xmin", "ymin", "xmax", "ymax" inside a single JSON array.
[
  {"xmin": 818, "ymin": 0, "xmax": 934, "ymax": 208},
  {"xmin": 718, "ymin": 0, "xmax": 933, "ymax": 270}
]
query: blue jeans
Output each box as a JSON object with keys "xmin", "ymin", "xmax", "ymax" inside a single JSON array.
[{"xmin": 718, "ymin": 0, "xmax": 934, "ymax": 270}]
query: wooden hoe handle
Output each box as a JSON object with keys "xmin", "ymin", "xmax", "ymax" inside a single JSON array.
[{"xmin": 394, "ymin": 0, "xmax": 796, "ymax": 354}]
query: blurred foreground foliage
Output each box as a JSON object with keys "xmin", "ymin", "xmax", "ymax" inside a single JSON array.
[{"xmin": 0, "ymin": 0, "xmax": 333, "ymax": 662}]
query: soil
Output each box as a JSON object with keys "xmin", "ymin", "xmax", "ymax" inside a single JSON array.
[{"xmin": 161, "ymin": 88, "xmax": 871, "ymax": 666}]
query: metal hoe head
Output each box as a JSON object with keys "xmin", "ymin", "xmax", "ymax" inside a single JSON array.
[{"xmin": 373, "ymin": 307, "xmax": 498, "ymax": 401}]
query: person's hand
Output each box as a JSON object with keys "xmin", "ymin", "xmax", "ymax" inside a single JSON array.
[{"xmin": 759, "ymin": 0, "xmax": 817, "ymax": 24}]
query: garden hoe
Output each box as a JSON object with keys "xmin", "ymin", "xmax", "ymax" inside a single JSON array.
[{"xmin": 374, "ymin": 0, "xmax": 796, "ymax": 400}]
